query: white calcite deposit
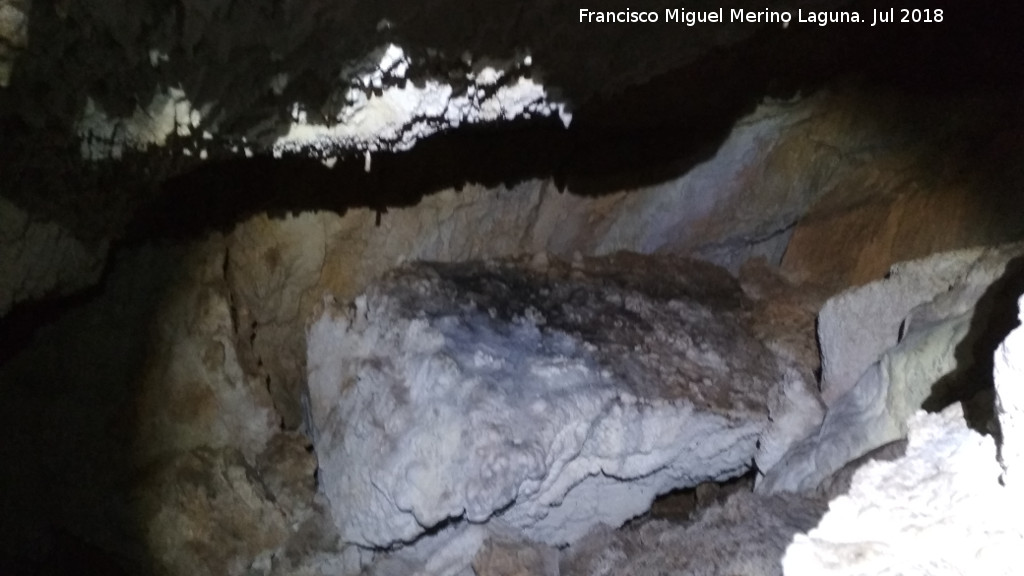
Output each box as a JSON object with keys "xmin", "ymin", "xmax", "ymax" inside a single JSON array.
[
  {"xmin": 783, "ymin": 403, "xmax": 1021, "ymax": 576},
  {"xmin": 996, "ymin": 299, "xmax": 1024, "ymax": 489},
  {"xmin": 0, "ymin": 196, "xmax": 109, "ymax": 317},
  {"xmin": 73, "ymin": 43, "xmax": 568, "ymax": 161},
  {"xmin": 307, "ymin": 254, "xmax": 793, "ymax": 571}
]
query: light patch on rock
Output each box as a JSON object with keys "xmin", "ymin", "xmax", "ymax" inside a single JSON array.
[
  {"xmin": 76, "ymin": 86, "xmax": 203, "ymax": 160},
  {"xmin": 563, "ymin": 491, "xmax": 827, "ymax": 576},
  {"xmin": 782, "ymin": 292, "xmax": 1024, "ymax": 576},
  {"xmin": 755, "ymin": 367, "xmax": 825, "ymax": 480},
  {"xmin": 133, "ymin": 240, "xmax": 279, "ymax": 464},
  {"xmin": 995, "ymin": 295, "xmax": 1024, "ymax": 488},
  {"xmin": 760, "ymin": 242, "xmax": 1024, "ymax": 494},
  {"xmin": 0, "ymin": 0, "xmax": 29, "ymax": 87},
  {"xmin": 273, "ymin": 44, "xmax": 570, "ymax": 156}
]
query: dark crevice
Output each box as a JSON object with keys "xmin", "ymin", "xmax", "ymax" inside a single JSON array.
[
  {"xmin": 0, "ymin": 246, "xmax": 123, "ymax": 368},
  {"xmin": 637, "ymin": 469, "xmax": 759, "ymax": 525}
]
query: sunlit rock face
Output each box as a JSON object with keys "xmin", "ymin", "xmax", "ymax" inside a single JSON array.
[
  {"xmin": 307, "ymin": 253, "xmax": 798, "ymax": 569},
  {"xmin": 760, "ymin": 242, "xmax": 1024, "ymax": 494}
]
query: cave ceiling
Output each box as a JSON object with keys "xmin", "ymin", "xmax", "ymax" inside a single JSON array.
[{"xmin": 0, "ymin": 0, "xmax": 1022, "ymax": 242}]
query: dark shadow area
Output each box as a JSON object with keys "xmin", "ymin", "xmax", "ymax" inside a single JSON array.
[
  {"xmin": 0, "ymin": 245, "xmax": 189, "ymax": 576},
  {"xmin": 922, "ymin": 255, "xmax": 1024, "ymax": 443},
  {"xmin": 0, "ymin": 279, "xmax": 109, "ymax": 369}
]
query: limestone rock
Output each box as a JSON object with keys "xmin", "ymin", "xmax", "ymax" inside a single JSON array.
[
  {"xmin": 562, "ymin": 491, "xmax": 827, "ymax": 576},
  {"xmin": 760, "ymin": 305, "xmax": 970, "ymax": 494},
  {"xmin": 760, "ymin": 243, "xmax": 1024, "ymax": 494},
  {"xmin": 133, "ymin": 239, "xmax": 279, "ymax": 465},
  {"xmin": 136, "ymin": 447, "xmax": 292, "ymax": 576},
  {"xmin": 648, "ymin": 474, "xmax": 755, "ymax": 522},
  {"xmin": 994, "ymin": 295, "xmax": 1024, "ymax": 488},
  {"xmin": 753, "ymin": 368, "xmax": 826, "ymax": 486},
  {"xmin": 779, "ymin": 88, "xmax": 1024, "ymax": 287},
  {"xmin": 308, "ymin": 254, "xmax": 785, "ymax": 558},
  {"xmin": 816, "ymin": 247, "xmax": 986, "ymax": 406},
  {"xmin": 226, "ymin": 212, "xmax": 335, "ymax": 430},
  {"xmin": 738, "ymin": 259, "xmax": 829, "ymax": 480},
  {"xmin": 814, "ymin": 439, "xmax": 906, "ymax": 500}
]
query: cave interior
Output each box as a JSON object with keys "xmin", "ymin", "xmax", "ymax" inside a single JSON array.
[{"xmin": 1, "ymin": 0, "xmax": 1024, "ymax": 574}]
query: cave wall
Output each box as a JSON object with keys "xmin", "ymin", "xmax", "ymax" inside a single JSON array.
[
  {"xmin": 782, "ymin": 89, "xmax": 1024, "ymax": 285},
  {"xmin": 3, "ymin": 75, "xmax": 1024, "ymax": 575}
]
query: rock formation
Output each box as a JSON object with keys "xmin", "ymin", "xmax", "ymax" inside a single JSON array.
[
  {"xmin": 307, "ymin": 253, "xmax": 800, "ymax": 571},
  {"xmin": 760, "ymin": 243, "xmax": 1024, "ymax": 493},
  {"xmin": 783, "ymin": 292, "xmax": 1024, "ymax": 574}
]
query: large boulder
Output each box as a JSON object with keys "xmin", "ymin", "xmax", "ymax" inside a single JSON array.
[{"xmin": 307, "ymin": 254, "xmax": 791, "ymax": 568}]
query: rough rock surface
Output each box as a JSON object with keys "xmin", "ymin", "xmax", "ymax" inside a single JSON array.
[
  {"xmin": 995, "ymin": 298, "xmax": 1024, "ymax": 488},
  {"xmin": 222, "ymin": 96, "xmax": 830, "ymax": 428},
  {"xmin": 784, "ymin": 402, "xmax": 1023, "ymax": 575},
  {"xmin": 0, "ymin": 196, "xmax": 109, "ymax": 318},
  {"xmin": 782, "ymin": 297, "xmax": 1024, "ymax": 575},
  {"xmin": 308, "ymin": 254, "xmax": 789, "ymax": 561},
  {"xmin": 562, "ymin": 491, "xmax": 827, "ymax": 576},
  {"xmin": 472, "ymin": 529, "xmax": 560, "ymax": 576},
  {"xmin": 817, "ymin": 247, "xmax": 987, "ymax": 406},
  {"xmin": 814, "ymin": 439, "xmax": 906, "ymax": 501},
  {"xmin": 779, "ymin": 89, "xmax": 1024, "ymax": 288},
  {"xmin": 760, "ymin": 243, "xmax": 1024, "ymax": 494},
  {"xmin": 132, "ymin": 238, "xmax": 280, "ymax": 464},
  {"xmin": 0, "ymin": 240, "xmax": 336, "ymax": 576},
  {"xmin": 0, "ymin": 118, "xmax": 851, "ymax": 574},
  {"xmin": 135, "ymin": 446, "xmax": 295, "ymax": 576}
]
